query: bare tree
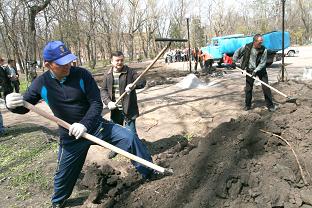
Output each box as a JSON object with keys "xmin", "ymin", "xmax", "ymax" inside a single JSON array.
[
  {"xmin": 0, "ymin": 0, "xmax": 28, "ymax": 73},
  {"xmin": 0, "ymin": 0, "xmax": 311, "ymax": 74},
  {"xmin": 124, "ymin": 0, "xmax": 147, "ymax": 60},
  {"xmin": 24, "ymin": 0, "xmax": 51, "ymax": 68},
  {"xmin": 297, "ymin": 0, "xmax": 311, "ymax": 43}
]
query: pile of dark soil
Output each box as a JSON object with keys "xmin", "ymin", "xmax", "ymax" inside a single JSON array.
[{"xmin": 79, "ymin": 80, "xmax": 312, "ymax": 208}]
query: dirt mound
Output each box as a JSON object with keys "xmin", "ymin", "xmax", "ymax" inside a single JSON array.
[
  {"xmin": 78, "ymin": 138, "xmax": 196, "ymax": 208},
  {"xmin": 175, "ymin": 73, "xmax": 209, "ymax": 89},
  {"xmin": 77, "ymin": 80, "xmax": 312, "ymax": 208}
]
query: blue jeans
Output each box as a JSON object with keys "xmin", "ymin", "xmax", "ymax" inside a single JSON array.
[
  {"xmin": 51, "ymin": 119, "xmax": 153, "ymax": 204},
  {"xmin": 111, "ymin": 109, "xmax": 137, "ymax": 135},
  {"xmin": 0, "ymin": 112, "xmax": 4, "ymax": 134}
]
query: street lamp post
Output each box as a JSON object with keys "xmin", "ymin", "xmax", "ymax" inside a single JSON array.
[
  {"xmin": 281, "ymin": 0, "xmax": 286, "ymax": 82},
  {"xmin": 186, "ymin": 15, "xmax": 191, "ymax": 73}
]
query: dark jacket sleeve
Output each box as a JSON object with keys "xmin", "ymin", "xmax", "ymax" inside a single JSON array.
[
  {"xmin": 233, "ymin": 46, "xmax": 245, "ymax": 63},
  {"xmin": 79, "ymin": 70, "xmax": 103, "ymax": 130},
  {"xmin": 101, "ymin": 72, "xmax": 112, "ymax": 105},
  {"xmin": 14, "ymin": 67, "xmax": 19, "ymax": 77},
  {"xmin": 4, "ymin": 67, "xmax": 11, "ymax": 77}
]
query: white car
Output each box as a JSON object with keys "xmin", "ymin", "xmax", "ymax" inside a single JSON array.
[{"xmin": 277, "ymin": 47, "xmax": 299, "ymax": 57}]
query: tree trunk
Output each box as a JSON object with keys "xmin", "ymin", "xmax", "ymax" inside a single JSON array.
[{"xmin": 26, "ymin": 0, "xmax": 51, "ymax": 80}]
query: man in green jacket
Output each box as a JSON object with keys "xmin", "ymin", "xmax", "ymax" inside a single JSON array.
[{"xmin": 233, "ymin": 34, "xmax": 276, "ymax": 112}]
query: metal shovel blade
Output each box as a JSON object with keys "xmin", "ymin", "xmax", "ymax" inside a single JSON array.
[{"xmin": 286, "ymin": 96, "xmax": 297, "ymax": 103}]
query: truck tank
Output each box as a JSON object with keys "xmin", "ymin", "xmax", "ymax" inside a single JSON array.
[{"xmin": 201, "ymin": 31, "xmax": 290, "ymax": 66}]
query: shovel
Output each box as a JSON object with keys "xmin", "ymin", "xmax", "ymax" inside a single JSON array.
[
  {"xmin": 113, "ymin": 38, "xmax": 188, "ymax": 105},
  {"xmin": 236, "ymin": 67, "xmax": 297, "ymax": 103},
  {"xmin": 23, "ymin": 101, "xmax": 173, "ymax": 175}
]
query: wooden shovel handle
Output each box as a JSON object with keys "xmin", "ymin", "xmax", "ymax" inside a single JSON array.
[
  {"xmin": 23, "ymin": 101, "xmax": 166, "ymax": 173},
  {"xmin": 236, "ymin": 67, "xmax": 288, "ymax": 98},
  {"xmin": 115, "ymin": 42, "xmax": 172, "ymax": 105}
]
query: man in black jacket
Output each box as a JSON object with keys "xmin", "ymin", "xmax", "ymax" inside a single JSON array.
[
  {"xmin": 5, "ymin": 59, "xmax": 20, "ymax": 93},
  {"xmin": 0, "ymin": 58, "xmax": 9, "ymax": 134},
  {"xmin": 0, "ymin": 58, "xmax": 13, "ymax": 98},
  {"xmin": 102, "ymin": 51, "xmax": 146, "ymax": 158},
  {"xmin": 233, "ymin": 34, "xmax": 276, "ymax": 112}
]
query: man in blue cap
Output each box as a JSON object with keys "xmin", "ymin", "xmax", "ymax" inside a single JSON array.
[{"xmin": 5, "ymin": 40, "xmax": 154, "ymax": 208}]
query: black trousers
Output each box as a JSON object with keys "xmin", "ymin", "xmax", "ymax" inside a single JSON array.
[
  {"xmin": 194, "ymin": 61, "xmax": 198, "ymax": 72},
  {"xmin": 245, "ymin": 70, "xmax": 274, "ymax": 108},
  {"xmin": 204, "ymin": 60, "xmax": 213, "ymax": 73},
  {"xmin": 12, "ymin": 80, "xmax": 20, "ymax": 93}
]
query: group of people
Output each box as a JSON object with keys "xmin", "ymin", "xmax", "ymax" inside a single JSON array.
[
  {"xmin": 164, "ymin": 48, "xmax": 189, "ymax": 63},
  {"xmin": 192, "ymin": 47, "xmax": 214, "ymax": 74},
  {"xmin": 164, "ymin": 47, "xmax": 215, "ymax": 74},
  {"xmin": 0, "ymin": 58, "xmax": 20, "ymax": 134},
  {"xmin": 3, "ymin": 33, "xmax": 276, "ymax": 207}
]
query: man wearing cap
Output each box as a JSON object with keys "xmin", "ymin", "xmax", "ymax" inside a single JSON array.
[{"xmin": 5, "ymin": 41, "xmax": 154, "ymax": 208}]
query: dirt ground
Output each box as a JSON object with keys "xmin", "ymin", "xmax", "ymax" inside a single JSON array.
[{"xmin": 1, "ymin": 46, "xmax": 312, "ymax": 207}]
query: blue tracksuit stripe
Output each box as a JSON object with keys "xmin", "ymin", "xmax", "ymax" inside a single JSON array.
[
  {"xmin": 41, "ymin": 86, "xmax": 49, "ymax": 105},
  {"xmin": 79, "ymin": 79, "xmax": 85, "ymax": 93}
]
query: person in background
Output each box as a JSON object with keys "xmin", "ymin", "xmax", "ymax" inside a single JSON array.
[
  {"xmin": 5, "ymin": 59, "xmax": 20, "ymax": 93},
  {"xmin": 233, "ymin": 34, "xmax": 276, "ymax": 112},
  {"xmin": 5, "ymin": 41, "xmax": 154, "ymax": 208},
  {"xmin": 71, "ymin": 60, "xmax": 77, "ymax": 67},
  {"xmin": 0, "ymin": 110, "xmax": 4, "ymax": 134},
  {"xmin": 201, "ymin": 52, "xmax": 214, "ymax": 74},
  {"xmin": 102, "ymin": 51, "xmax": 146, "ymax": 159},
  {"xmin": 223, "ymin": 53, "xmax": 233, "ymax": 65},
  {"xmin": 0, "ymin": 58, "xmax": 13, "ymax": 98},
  {"xmin": 29, "ymin": 61, "xmax": 38, "ymax": 82},
  {"xmin": 0, "ymin": 57, "xmax": 11, "ymax": 135},
  {"xmin": 192, "ymin": 47, "xmax": 202, "ymax": 73}
]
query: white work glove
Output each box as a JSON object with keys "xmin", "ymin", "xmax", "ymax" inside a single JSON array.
[
  {"xmin": 125, "ymin": 83, "xmax": 135, "ymax": 94},
  {"xmin": 6, "ymin": 93, "xmax": 24, "ymax": 109},
  {"xmin": 69, "ymin": 123, "xmax": 87, "ymax": 139},
  {"xmin": 107, "ymin": 101, "xmax": 117, "ymax": 110}
]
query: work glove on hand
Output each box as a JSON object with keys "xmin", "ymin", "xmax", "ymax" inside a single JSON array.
[
  {"xmin": 252, "ymin": 71, "xmax": 257, "ymax": 77},
  {"xmin": 107, "ymin": 101, "xmax": 117, "ymax": 110},
  {"xmin": 6, "ymin": 93, "xmax": 24, "ymax": 109},
  {"xmin": 69, "ymin": 123, "xmax": 87, "ymax": 139},
  {"xmin": 125, "ymin": 83, "xmax": 135, "ymax": 94}
]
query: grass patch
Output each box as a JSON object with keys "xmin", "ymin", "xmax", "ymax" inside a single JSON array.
[
  {"xmin": 81, "ymin": 59, "xmax": 111, "ymax": 74},
  {"xmin": 19, "ymin": 79, "xmax": 29, "ymax": 93},
  {"xmin": 184, "ymin": 132, "xmax": 194, "ymax": 141},
  {"xmin": 0, "ymin": 124, "xmax": 58, "ymax": 201}
]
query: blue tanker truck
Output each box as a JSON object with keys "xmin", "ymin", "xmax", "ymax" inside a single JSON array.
[{"xmin": 201, "ymin": 31, "xmax": 290, "ymax": 66}]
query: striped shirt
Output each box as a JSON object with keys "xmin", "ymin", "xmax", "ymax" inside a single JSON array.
[{"xmin": 112, "ymin": 70, "xmax": 125, "ymax": 110}]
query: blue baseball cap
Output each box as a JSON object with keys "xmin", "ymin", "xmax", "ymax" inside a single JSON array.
[{"xmin": 43, "ymin": 41, "xmax": 77, "ymax": 65}]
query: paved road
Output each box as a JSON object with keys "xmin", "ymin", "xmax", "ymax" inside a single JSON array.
[{"xmin": 267, "ymin": 46, "xmax": 312, "ymax": 83}]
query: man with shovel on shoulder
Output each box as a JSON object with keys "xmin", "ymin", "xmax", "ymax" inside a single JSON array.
[
  {"xmin": 232, "ymin": 34, "xmax": 277, "ymax": 112},
  {"xmin": 5, "ymin": 41, "xmax": 154, "ymax": 208},
  {"xmin": 102, "ymin": 51, "xmax": 146, "ymax": 159}
]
